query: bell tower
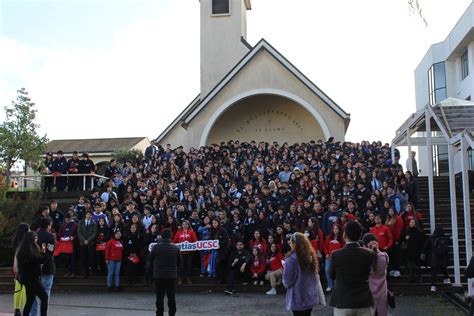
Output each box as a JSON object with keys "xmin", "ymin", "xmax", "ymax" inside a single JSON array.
[{"xmin": 200, "ymin": 0, "xmax": 252, "ymax": 97}]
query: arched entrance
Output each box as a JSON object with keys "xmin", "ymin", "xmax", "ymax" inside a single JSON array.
[{"xmin": 202, "ymin": 91, "xmax": 329, "ymax": 145}]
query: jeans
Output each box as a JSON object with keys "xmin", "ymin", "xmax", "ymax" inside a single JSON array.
[
  {"xmin": 325, "ymin": 258, "xmax": 334, "ymax": 289},
  {"xmin": 107, "ymin": 261, "xmax": 121, "ymax": 288},
  {"xmin": 155, "ymin": 278, "xmax": 176, "ymax": 316},
  {"xmin": 30, "ymin": 274, "xmax": 53, "ymax": 316}
]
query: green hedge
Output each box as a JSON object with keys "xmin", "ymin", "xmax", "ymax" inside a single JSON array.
[{"xmin": 0, "ymin": 190, "xmax": 41, "ymax": 267}]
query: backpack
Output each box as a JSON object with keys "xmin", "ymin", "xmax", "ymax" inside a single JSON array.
[{"xmin": 432, "ymin": 237, "xmax": 449, "ymax": 257}]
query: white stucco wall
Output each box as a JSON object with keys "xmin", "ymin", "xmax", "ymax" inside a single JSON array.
[
  {"xmin": 160, "ymin": 48, "xmax": 346, "ymax": 150},
  {"xmin": 206, "ymin": 94, "xmax": 325, "ymax": 145},
  {"xmin": 200, "ymin": 0, "xmax": 250, "ymax": 97}
]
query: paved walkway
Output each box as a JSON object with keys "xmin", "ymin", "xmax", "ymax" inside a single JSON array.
[{"xmin": 0, "ymin": 292, "xmax": 465, "ymax": 315}]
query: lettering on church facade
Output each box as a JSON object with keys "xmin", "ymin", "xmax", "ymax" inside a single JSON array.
[{"xmin": 235, "ymin": 109, "xmax": 304, "ymax": 133}]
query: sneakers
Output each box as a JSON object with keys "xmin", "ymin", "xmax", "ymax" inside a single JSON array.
[
  {"xmin": 430, "ymin": 286, "xmax": 437, "ymax": 292},
  {"xmin": 325, "ymin": 287, "xmax": 332, "ymax": 293},
  {"xmin": 260, "ymin": 280, "xmax": 264, "ymax": 285},
  {"xmin": 266, "ymin": 288, "xmax": 277, "ymax": 295},
  {"xmin": 443, "ymin": 278, "xmax": 451, "ymax": 284},
  {"xmin": 389, "ymin": 270, "xmax": 395, "ymax": 277},
  {"xmin": 253, "ymin": 280, "xmax": 258, "ymax": 285},
  {"xmin": 393, "ymin": 270, "xmax": 401, "ymax": 277},
  {"xmin": 186, "ymin": 277, "xmax": 193, "ymax": 284},
  {"xmin": 224, "ymin": 290, "xmax": 234, "ymax": 295},
  {"xmin": 177, "ymin": 278, "xmax": 183, "ymax": 285}
]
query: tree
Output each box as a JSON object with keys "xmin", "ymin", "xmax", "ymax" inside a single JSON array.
[
  {"xmin": 408, "ymin": 0, "xmax": 427, "ymax": 26},
  {"xmin": 0, "ymin": 88, "xmax": 48, "ymax": 185}
]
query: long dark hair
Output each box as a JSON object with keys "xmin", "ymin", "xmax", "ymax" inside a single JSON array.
[
  {"xmin": 12, "ymin": 223, "xmax": 30, "ymax": 250},
  {"xmin": 15, "ymin": 231, "xmax": 42, "ymax": 264}
]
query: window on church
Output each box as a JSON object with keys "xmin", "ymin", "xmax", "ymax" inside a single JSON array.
[{"xmin": 212, "ymin": 0, "xmax": 230, "ymax": 15}]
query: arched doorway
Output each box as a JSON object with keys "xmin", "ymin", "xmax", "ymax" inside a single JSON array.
[{"xmin": 204, "ymin": 93, "xmax": 328, "ymax": 145}]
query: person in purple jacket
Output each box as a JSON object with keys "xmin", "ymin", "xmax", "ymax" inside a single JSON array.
[{"xmin": 283, "ymin": 232, "xmax": 325, "ymax": 316}]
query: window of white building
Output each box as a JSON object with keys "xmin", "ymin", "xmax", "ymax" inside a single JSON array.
[
  {"xmin": 428, "ymin": 62, "xmax": 447, "ymax": 105},
  {"xmin": 461, "ymin": 51, "xmax": 469, "ymax": 80},
  {"xmin": 212, "ymin": 0, "xmax": 230, "ymax": 15}
]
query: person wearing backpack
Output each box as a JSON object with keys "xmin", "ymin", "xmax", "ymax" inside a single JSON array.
[{"xmin": 422, "ymin": 227, "xmax": 450, "ymax": 292}]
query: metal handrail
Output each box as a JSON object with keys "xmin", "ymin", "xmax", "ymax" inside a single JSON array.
[{"xmin": 14, "ymin": 174, "xmax": 110, "ymax": 191}]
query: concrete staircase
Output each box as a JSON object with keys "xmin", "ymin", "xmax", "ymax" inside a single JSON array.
[
  {"xmin": 2, "ymin": 177, "xmax": 471, "ymax": 296},
  {"xmin": 416, "ymin": 176, "xmax": 474, "ymax": 288}
]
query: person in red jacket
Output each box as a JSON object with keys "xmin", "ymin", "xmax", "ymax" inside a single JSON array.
[
  {"xmin": 105, "ymin": 230, "xmax": 123, "ymax": 291},
  {"xmin": 401, "ymin": 202, "xmax": 423, "ymax": 229},
  {"xmin": 249, "ymin": 230, "xmax": 267, "ymax": 255},
  {"xmin": 324, "ymin": 223, "xmax": 345, "ymax": 292},
  {"xmin": 307, "ymin": 217, "xmax": 324, "ymax": 258},
  {"xmin": 370, "ymin": 214, "xmax": 394, "ymax": 253},
  {"xmin": 385, "ymin": 207, "xmax": 404, "ymax": 277},
  {"xmin": 265, "ymin": 243, "xmax": 284, "ymax": 295},
  {"xmin": 250, "ymin": 247, "xmax": 266, "ymax": 285},
  {"xmin": 172, "ymin": 220, "xmax": 197, "ymax": 284}
]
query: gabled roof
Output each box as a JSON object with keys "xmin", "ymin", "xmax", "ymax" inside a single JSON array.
[
  {"xmin": 155, "ymin": 38, "xmax": 350, "ymax": 143},
  {"xmin": 46, "ymin": 137, "xmax": 149, "ymax": 155}
]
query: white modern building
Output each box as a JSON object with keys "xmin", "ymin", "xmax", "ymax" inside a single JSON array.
[{"xmin": 414, "ymin": 2, "xmax": 474, "ymax": 175}]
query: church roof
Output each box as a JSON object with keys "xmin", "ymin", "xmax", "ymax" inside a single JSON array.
[{"xmin": 155, "ymin": 38, "xmax": 350, "ymax": 143}]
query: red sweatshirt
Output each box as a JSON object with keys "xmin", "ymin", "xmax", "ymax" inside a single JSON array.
[
  {"xmin": 370, "ymin": 224, "xmax": 394, "ymax": 251},
  {"xmin": 386, "ymin": 216, "xmax": 404, "ymax": 242},
  {"xmin": 324, "ymin": 237, "xmax": 345, "ymax": 256},
  {"xmin": 401, "ymin": 210, "xmax": 423, "ymax": 229},
  {"xmin": 105, "ymin": 239, "xmax": 123, "ymax": 261},
  {"xmin": 311, "ymin": 229, "xmax": 324, "ymax": 253},
  {"xmin": 250, "ymin": 239, "xmax": 267, "ymax": 255},
  {"xmin": 172, "ymin": 229, "xmax": 197, "ymax": 254},
  {"xmin": 268, "ymin": 253, "xmax": 284, "ymax": 271},
  {"xmin": 251, "ymin": 255, "xmax": 266, "ymax": 275}
]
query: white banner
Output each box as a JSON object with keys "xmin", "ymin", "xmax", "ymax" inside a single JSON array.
[{"xmin": 148, "ymin": 240, "xmax": 220, "ymax": 252}]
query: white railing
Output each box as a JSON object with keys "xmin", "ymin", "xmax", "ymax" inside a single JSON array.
[{"xmin": 13, "ymin": 173, "xmax": 110, "ymax": 192}]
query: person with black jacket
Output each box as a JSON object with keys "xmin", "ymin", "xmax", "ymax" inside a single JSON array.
[
  {"xmin": 43, "ymin": 152, "xmax": 54, "ymax": 192},
  {"xmin": 124, "ymin": 223, "xmax": 143, "ymax": 285},
  {"xmin": 67, "ymin": 151, "xmax": 81, "ymax": 191},
  {"xmin": 329, "ymin": 220, "xmax": 375, "ymax": 315},
  {"xmin": 17, "ymin": 231, "xmax": 49, "ymax": 316},
  {"xmin": 422, "ymin": 226, "xmax": 451, "ymax": 292},
  {"xmin": 78, "ymin": 152, "xmax": 96, "ymax": 190},
  {"xmin": 147, "ymin": 229, "xmax": 181, "ymax": 316},
  {"xmin": 224, "ymin": 240, "xmax": 251, "ymax": 295},
  {"xmin": 53, "ymin": 150, "xmax": 68, "ymax": 192},
  {"xmin": 400, "ymin": 219, "xmax": 425, "ymax": 283},
  {"xmin": 30, "ymin": 217, "xmax": 56, "ymax": 316},
  {"xmin": 465, "ymin": 256, "xmax": 474, "ymax": 316},
  {"xmin": 12, "ymin": 223, "xmax": 30, "ymax": 316},
  {"xmin": 209, "ymin": 219, "xmax": 230, "ymax": 283},
  {"xmin": 77, "ymin": 210, "xmax": 98, "ymax": 278},
  {"xmin": 31, "ymin": 205, "xmax": 50, "ymax": 232}
]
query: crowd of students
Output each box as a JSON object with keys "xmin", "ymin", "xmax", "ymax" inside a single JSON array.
[{"xmin": 29, "ymin": 140, "xmax": 452, "ymax": 298}]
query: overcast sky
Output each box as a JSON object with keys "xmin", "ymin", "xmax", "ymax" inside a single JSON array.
[{"xmin": 0, "ymin": 0, "xmax": 472, "ymax": 146}]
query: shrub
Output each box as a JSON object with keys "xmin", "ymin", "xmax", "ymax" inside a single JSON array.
[{"xmin": 0, "ymin": 189, "xmax": 41, "ymax": 266}]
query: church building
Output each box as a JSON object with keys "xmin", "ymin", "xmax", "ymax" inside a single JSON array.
[{"xmin": 155, "ymin": 0, "xmax": 350, "ymax": 149}]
